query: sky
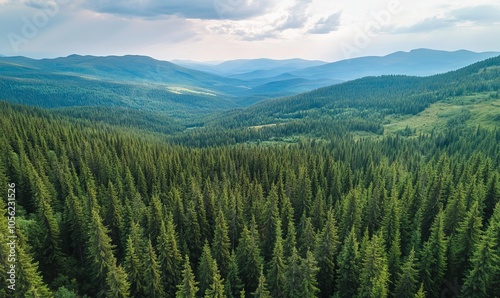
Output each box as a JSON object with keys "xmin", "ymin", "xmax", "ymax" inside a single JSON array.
[{"xmin": 1, "ymin": 0, "xmax": 499, "ymax": 62}]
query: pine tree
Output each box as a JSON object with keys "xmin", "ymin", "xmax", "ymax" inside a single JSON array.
[
  {"xmin": 299, "ymin": 250, "xmax": 320, "ymax": 298},
  {"xmin": 213, "ymin": 209, "xmax": 231, "ymax": 277},
  {"xmin": 10, "ymin": 228, "xmax": 52, "ymax": 297},
  {"xmin": 419, "ymin": 210, "xmax": 447, "ymax": 298},
  {"xmin": 284, "ymin": 218, "xmax": 297, "ymax": 259},
  {"xmin": 394, "ymin": 248, "xmax": 419, "ymax": 298},
  {"xmin": 450, "ymin": 202, "xmax": 482, "ymax": 280},
  {"xmin": 461, "ymin": 230, "xmax": 500, "ymax": 298},
  {"xmin": 335, "ymin": 227, "xmax": 360, "ymax": 298},
  {"xmin": 298, "ymin": 213, "xmax": 316, "ymax": 257},
  {"xmin": 315, "ymin": 208, "xmax": 340, "ymax": 298},
  {"xmin": 123, "ymin": 234, "xmax": 144, "ymax": 297},
  {"xmin": 266, "ymin": 219, "xmax": 286, "ymax": 298},
  {"xmin": 462, "ymin": 202, "xmax": 500, "ymax": 297},
  {"xmin": 381, "ymin": 190, "xmax": 401, "ymax": 287},
  {"xmin": 148, "ymin": 194, "xmax": 165, "ymax": 247},
  {"xmin": 443, "ymin": 184, "xmax": 466, "ymax": 235},
  {"xmin": 157, "ymin": 215, "xmax": 183, "ymax": 297},
  {"xmin": 225, "ymin": 252, "xmax": 243, "ymax": 298},
  {"xmin": 236, "ymin": 224, "xmax": 263, "ymax": 294},
  {"xmin": 105, "ymin": 181, "xmax": 123, "ymax": 253},
  {"xmin": 176, "ymin": 255, "xmax": 199, "ymax": 298},
  {"xmin": 339, "ymin": 188, "xmax": 362, "ymax": 240},
  {"xmin": 413, "ymin": 283, "xmax": 426, "ymax": 298},
  {"xmin": 144, "ymin": 239, "xmax": 166, "ymax": 298},
  {"xmin": 284, "ymin": 247, "xmax": 302, "ymax": 298},
  {"xmin": 204, "ymin": 260, "xmax": 226, "ymax": 298},
  {"xmin": 358, "ymin": 233, "xmax": 390, "ymax": 298},
  {"xmin": 199, "ymin": 242, "xmax": 216, "ymax": 296},
  {"xmin": 251, "ymin": 269, "xmax": 271, "ymax": 298},
  {"xmin": 86, "ymin": 208, "xmax": 129, "ymax": 298},
  {"xmin": 105, "ymin": 264, "xmax": 131, "ymax": 298},
  {"xmin": 262, "ymin": 184, "xmax": 280, "ymax": 262}
]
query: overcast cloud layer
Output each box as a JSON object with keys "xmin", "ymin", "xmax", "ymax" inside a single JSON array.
[{"xmin": 0, "ymin": 0, "xmax": 499, "ymax": 61}]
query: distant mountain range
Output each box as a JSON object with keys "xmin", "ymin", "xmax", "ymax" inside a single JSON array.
[
  {"xmin": 0, "ymin": 49, "xmax": 499, "ymax": 119},
  {"xmin": 289, "ymin": 49, "xmax": 500, "ymax": 81}
]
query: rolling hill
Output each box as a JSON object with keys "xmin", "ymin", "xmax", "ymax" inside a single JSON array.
[{"xmin": 175, "ymin": 54, "xmax": 500, "ymax": 146}]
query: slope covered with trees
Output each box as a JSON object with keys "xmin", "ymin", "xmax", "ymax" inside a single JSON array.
[{"xmin": 1, "ymin": 98, "xmax": 500, "ymax": 297}]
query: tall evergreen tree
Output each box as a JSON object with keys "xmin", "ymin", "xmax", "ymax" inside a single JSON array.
[
  {"xmin": 123, "ymin": 234, "xmax": 144, "ymax": 297},
  {"xmin": 419, "ymin": 210, "xmax": 447, "ymax": 298},
  {"xmin": 157, "ymin": 215, "xmax": 183, "ymax": 297},
  {"xmin": 315, "ymin": 208, "xmax": 340, "ymax": 298},
  {"xmin": 204, "ymin": 260, "xmax": 226, "ymax": 298},
  {"xmin": 266, "ymin": 219, "xmax": 286, "ymax": 298},
  {"xmin": 251, "ymin": 269, "xmax": 271, "ymax": 298},
  {"xmin": 236, "ymin": 224, "xmax": 263, "ymax": 294},
  {"xmin": 335, "ymin": 227, "xmax": 360, "ymax": 298},
  {"xmin": 199, "ymin": 242, "xmax": 216, "ymax": 296},
  {"xmin": 299, "ymin": 250, "xmax": 320, "ymax": 298},
  {"xmin": 86, "ymin": 209, "xmax": 130, "ymax": 298},
  {"xmin": 144, "ymin": 239, "xmax": 166, "ymax": 298},
  {"xmin": 176, "ymin": 255, "xmax": 199, "ymax": 298},
  {"xmin": 225, "ymin": 252, "xmax": 243, "ymax": 298},
  {"xmin": 461, "ymin": 229, "xmax": 500, "ymax": 298},
  {"xmin": 284, "ymin": 247, "xmax": 302, "ymax": 298},
  {"xmin": 213, "ymin": 209, "xmax": 232, "ymax": 277},
  {"xmin": 262, "ymin": 184, "xmax": 280, "ymax": 262},
  {"xmin": 394, "ymin": 248, "xmax": 419, "ymax": 298},
  {"xmin": 298, "ymin": 213, "xmax": 316, "ymax": 257},
  {"xmin": 449, "ymin": 202, "xmax": 482, "ymax": 280},
  {"xmin": 358, "ymin": 233, "xmax": 390, "ymax": 298}
]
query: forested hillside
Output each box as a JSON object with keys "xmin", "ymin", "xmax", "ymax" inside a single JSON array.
[{"xmin": 1, "ymin": 98, "xmax": 500, "ymax": 297}]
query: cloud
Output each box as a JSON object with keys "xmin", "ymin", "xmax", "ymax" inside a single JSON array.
[
  {"xmin": 392, "ymin": 4, "xmax": 500, "ymax": 34},
  {"xmin": 393, "ymin": 16, "xmax": 458, "ymax": 33},
  {"xmin": 81, "ymin": 0, "xmax": 278, "ymax": 20},
  {"xmin": 308, "ymin": 11, "xmax": 342, "ymax": 34},
  {"xmin": 451, "ymin": 5, "xmax": 500, "ymax": 24},
  {"xmin": 275, "ymin": 0, "xmax": 312, "ymax": 30}
]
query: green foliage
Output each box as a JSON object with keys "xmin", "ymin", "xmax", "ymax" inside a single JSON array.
[
  {"xmin": 394, "ymin": 249, "xmax": 419, "ymax": 298},
  {"xmin": 335, "ymin": 227, "xmax": 360, "ymax": 298},
  {"xmin": 251, "ymin": 270, "xmax": 271, "ymax": 298},
  {"xmin": 176, "ymin": 255, "xmax": 199, "ymax": 298},
  {"xmin": 2, "ymin": 84, "xmax": 500, "ymax": 298},
  {"xmin": 419, "ymin": 211, "xmax": 447, "ymax": 298},
  {"xmin": 315, "ymin": 208, "xmax": 340, "ymax": 298},
  {"xmin": 204, "ymin": 260, "xmax": 226, "ymax": 298},
  {"xmin": 358, "ymin": 233, "xmax": 390, "ymax": 298}
]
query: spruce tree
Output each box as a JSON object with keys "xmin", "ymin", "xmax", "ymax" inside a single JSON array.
[
  {"xmin": 394, "ymin": 248, "xmax": 419, "ymax": 298},
  {"xmin": 204, "ymin": 260, "xmax": 226, "ymax": 298},
  {"xmin": 144, "ymin": 239, "xmax": 166, "ymax": 298},
  {"xmin": 176, "ymin": 255, "xmax": 199, "ymax": 298},
  {"xmin": 213, "ymin": 209, "xmax": 231, "ymax": 277},
  {"xmin": 266, "ymin": 219, "xmax": 286, "ymax": 298},
  {"xmin": 358, "ymin": 233, "xmax": 390, "ymax": 298},
  {"xmin": 225, "ymin": 252, "xmax": 243, "ymax": 298},
  {"xmin": 284, "ymin": 247, "xmax": 302, "ymax": 298},
  {"xmin": 315, "ymin": 208, "xmax": 340, "ymax": 298},
  {"xmin": 419, "ymin": 210, "xmax": 447, "ymax": 298},
  {"xmin": 251, "ymin": 269, "xmax": 271, "ymax": 298},
  {"xmin": 299, "ymin": 250, "xmax": 320, "ymax": 298},
  {"xmin": 450, "ymin": 202, "xmax": 482, "ymax": 280},
  {"xmin": 123, "ymin": 235, "xmax": 144, "ymax": 297},
  {"xmin": 157, "ymin": 215, "xmax": 183, "ymax": 297},
  {"xmin": 86, "ymin": 209, "xmax": 129, "ymax": 298},
  {"xmin": 236, "ymin": 224, "xmax": 263, "ymax": 294},
  {"xmin": 335, "ymin": 227, "xmax": 360, "ymax": 298},
  {"xmin": 199, "ymin": 242, "xmax": 216, "ymax": 295}
]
